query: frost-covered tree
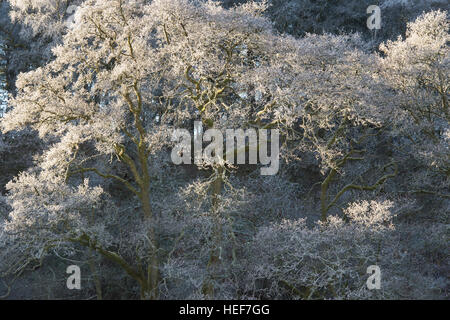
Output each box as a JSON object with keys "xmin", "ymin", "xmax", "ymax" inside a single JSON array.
[
  {"xmin": 0, "ymin": 0, "xmax": 308, "ymax": 299},
  {"xmin": 251, "ymin": 32, "xmax": 398, "ymax": 221},
  {"xmin": 0, "ymin": 0, "xmax": 85, "ymax": 89},
  {"xmin": 241, "ymin": 197, "xmax": 447, "ymax": 299},
  {"xmin": 380, "ymin": 10, "xmax": 449, "ymax": 128},
  {"xmin": 1, "ymin": 0, "xmax": 448, "ymax": 300},
  {"xmin": 379, "ymin": 10, "xmax": 449, "ymax": 198},
  {"xmin": 243, "ymin": 199, "xmax": 400, "ymax": 299}
]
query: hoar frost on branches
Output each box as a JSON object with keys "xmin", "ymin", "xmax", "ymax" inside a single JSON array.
[{"xmin": 0, "ymin": 0, "xmax": 448, "ymax": 300}]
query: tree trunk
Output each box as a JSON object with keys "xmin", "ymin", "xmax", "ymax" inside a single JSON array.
[
  {"xmin": 139, "ymin": 189, "xmax": 160, "ymax": 300},
  {"xmin": 202, "ymin": 166, "xmax": 224, "ymax": 297},
  {"xmin": 320, "ymin": 168, "xmax": 336, "ymax": 222}
]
